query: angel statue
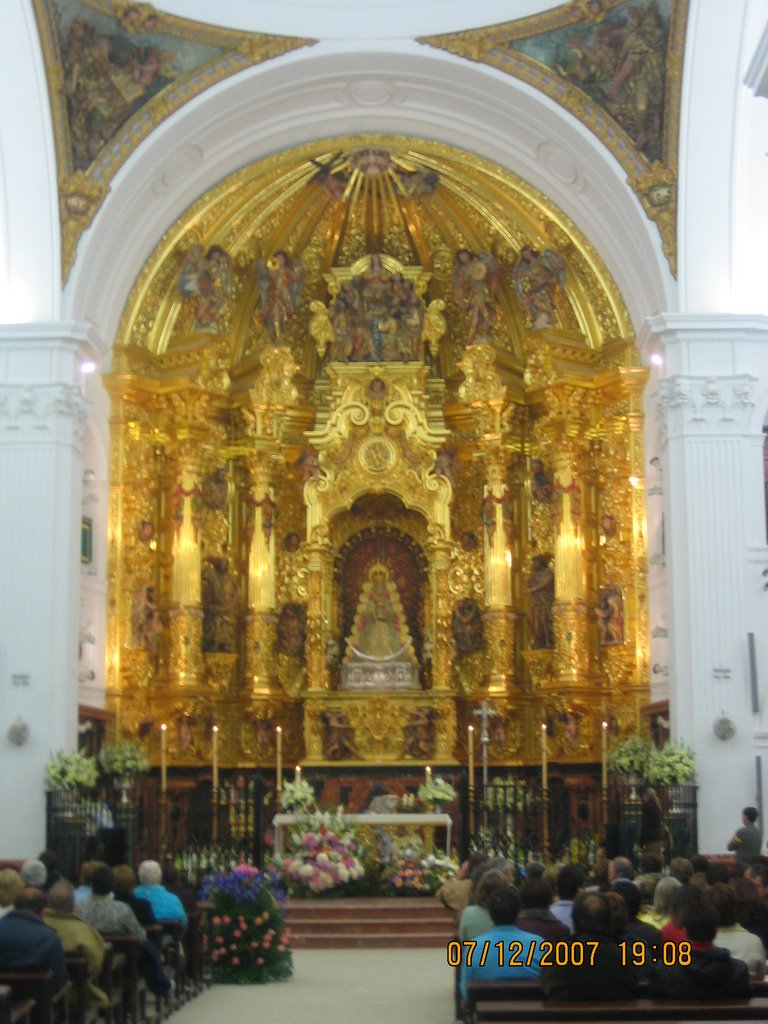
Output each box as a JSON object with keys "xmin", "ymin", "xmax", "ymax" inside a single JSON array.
[
  {"xmin": 178, "ymin": 244, "xmax": 232, "ymax": 331},
  {"xmin": 512, "ymin": 246, "xmax": 566, "ymax": 330},
  {"xmin": 452, "ymin": 249, "xmax": 499, "ymax": 340},
  {"xmin": 255, "ymin": 251, "xmax": 304, "ymax": 343}
]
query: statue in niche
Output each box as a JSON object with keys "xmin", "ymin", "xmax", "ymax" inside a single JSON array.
[
  {"xmin": 131, "ymin": 585, "xmax": 161, "ymax": 654},
  {"xmin": 596, "ymin": 584, "xmax": 625, "ymax": 645},
  {"xmin": 178, "ymin": 245, "xmax": 232, "ymax": 331},
  {"xmin": 255, "ymin": 251, "xmax": 304, "ymax": 343},
  {"xmin": 323, "ymin": 255, "xmax": 425, "ymax": 362},
  {"xmin": 526, "ymin": 555, "xmax": 555, "ymax": 649},
  {"xmin": 202, "ymin": 467, "xmax": 229, "ymax": 511},
  {"xmin": 277, "ymin": 602, "xmax": 307, "ymax": 657},
  {"xmin": 322, "ymin": 709, "xmax": 361, "ymax": 760},
  {"xmin": 512, "ymin": 246, "xmax": 566, "ymax": 330},
  {"xmin": 344, "ymin": 563, "xmax": 416, "ymax": 664},
  {"xmin": 452, "ymin": 249, "xmax": 499, "ymax": 340},
  {"xmin": 402, "ymin": 707, "xmax": 437, "ymax": 758},
  {"xmin": 451, "ymin": 599, "xmax": 485, "ymax": 655},
  {"xmin": 202, "ymin": 558, "xmax": 240, "ymax": 652},
  {"xmin": 530, "ymin": 459, "xmax": 555, "ymax": 503}
]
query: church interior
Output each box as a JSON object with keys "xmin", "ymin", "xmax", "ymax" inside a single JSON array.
[{"xmin": 0, "ymin": 0, "xmax": 767, "ymax": 861}]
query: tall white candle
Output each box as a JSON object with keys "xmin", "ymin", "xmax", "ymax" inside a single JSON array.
[
  {"xmin": 468, "ymin": 725, "xmax": 474, "ymax": 781},
  {"xmin": 276, "ymin": 726, "xmax": 283, "ymax": 793},
  {"xmin": 212, "ymin": 725, "xmax": 219, "ymax": 790},
  {"xmin": 160, "ymin": 723, "xmax": 167, "ymax": 792},
  {"xmin": 601, "ymin": 720, "xmax": 608, "ymax": 789},
  {"xmin": 541, "ymin": 723, "xmax": 548, "ymax": 790}
]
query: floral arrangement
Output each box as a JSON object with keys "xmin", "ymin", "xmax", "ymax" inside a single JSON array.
[
  {"xmin": 646, "ymin": 741, "xmax": 696, "ymax": 785},
  {"xmin": 417, "ymin": 776, "xmax": 456, "ymax": 808},
  {"xmin": 280, "ymin": 810, "xmax": 366, "ymax": 895},
  {"xmin": 607, "ymin": 734, "xmax": 653, "ymax": 778},
  {"xmin": 199, "ymin": 863, "xmax": 292, "ymax": 984},
  {"xmin": 486, "ymin": 777, "xmax": 535, "ymax": 812},
  {"xmin": 45, "ymin": 749, "xmax": 99, "ymax": 791},
  {"xmin": 99, "ymin": 739, "xmax": 150, "ymax": 779},
  {"xmin": 382, "ymin": 853, "xmax": 457, "ymax": 896},
  {"xmin": 278, "ymin": 777, "xmax": 316, "ymax": 814}
]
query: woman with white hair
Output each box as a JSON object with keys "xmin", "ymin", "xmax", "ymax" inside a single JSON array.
[{"xmin": 134, "ymin": 860, "xmax": 187, "ymax": 923}]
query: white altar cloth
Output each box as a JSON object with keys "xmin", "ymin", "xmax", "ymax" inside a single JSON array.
[{"xmin": 272, "ymin": 812, "xmax": 452, "ymax": 856}]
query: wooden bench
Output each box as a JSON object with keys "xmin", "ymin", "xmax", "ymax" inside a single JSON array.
[
  {"xmin": 98, "ymin": 937, "xmax": 146, "ymax": 1024},
  {"xmin": 64, "ymin": 955, "xmax": 95, "ymax": 1024},
  {"xmin": 0, "ymin": 971, "xmax": 69, "ymax": 1024},
  {"xmin": 95, "ymin": 945, "xmax": 124, "ymax": 1024},
  {"xmin": 469, "ymin": 996, "xmax": 768, "ymax": 1023},
  {"xmin": 0, "ymin": 985, "xmax": 35, "ymax": 1024}
]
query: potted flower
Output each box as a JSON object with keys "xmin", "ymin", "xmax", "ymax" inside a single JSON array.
[
  {"xmin": 607, "ymin": 734, "xmax": 653, "ymax": 799},
  {"xmin": 417, "ymin": 775, "xmax": 456, "ymax": 812},
  {"xmin": 198, "ymin": 863, "xmax": 292, "ymax": 984},
  {"xmin": 99, "ymin": 739, "xmax": 150, "ymax": 803},
  {"xmin": 45, "ymin": 749, "xmax": 99, "ymax": 792}
]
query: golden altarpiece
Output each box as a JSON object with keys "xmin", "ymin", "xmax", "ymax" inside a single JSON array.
[{"xmin": 104, "ymin": 139, "xmax": 649, "ymax": 782}]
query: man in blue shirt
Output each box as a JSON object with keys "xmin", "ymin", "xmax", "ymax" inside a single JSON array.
[
  {"xmin": 134, "ymin": 860, "xmax": 187, "ymax": 923},
  {"xmin": 460, "ymin": 885, "xmax": 544, "ymax": 1000}
]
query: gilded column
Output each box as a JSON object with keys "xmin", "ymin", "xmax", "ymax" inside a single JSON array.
[
  {"xmin": 550, "ymin": 433, "xmax": 590, "ymax": 687},
  {"xmin": 245, "ymin": 451, "xmax": 276, "ymax": 693},
  {"xmin": 169, "ymin": 435, "xmax": 204, "ymax": 686},
  {"xmin": 429, "ymin": 540, "xmax": 453, "ymax": 692},
  {"xmin": 305, "ymin": 538, "xmax": 332, "ymax": 692}
]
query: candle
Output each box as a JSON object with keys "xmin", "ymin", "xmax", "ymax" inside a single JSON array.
[
  {"xmin": 468, "ymin": 725, "xmax": 474, "ymax": 782},
  {"xmin": 160, "ymin": 723, "xmax": 167, "ymax": 792},
  {"xmin": 425, "ymin": 765, "xmax": 432, "ymax": 784},
  {"xmin": 276, "ymin": 726, "xmax": 283, "ymax": 793},
  {"xmin": 295, "ymin": 765, "xmax": 301, "ymax": 783},
  {"xmin": 601, "ymin": 720, "xmax": 608, "ymax": 789},
  {"xmin": 541, "ymin": 723, "xmax": 548, "ymax": 790},
  {"xmin": 212, "ymin": 725, "xmax": 219, "ymax": 790}
]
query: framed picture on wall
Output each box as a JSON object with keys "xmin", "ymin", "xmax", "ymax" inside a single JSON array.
[{"xmin": 81, "ymin": 516, "xmax": 93, "ymax": 564}]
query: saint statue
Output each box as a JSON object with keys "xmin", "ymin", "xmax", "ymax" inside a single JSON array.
[{"xmin": 344, "ymin": 563, "xmax": 417, "ymax": 666}]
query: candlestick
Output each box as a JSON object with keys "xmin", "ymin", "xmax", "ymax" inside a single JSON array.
[
  {"xmin": 276, "ymin": 726, "xmax": 283, "ymax": 793},
  {"xmin": 160, "ymin": 723, "xmax": 167, "ymax": 792},
  {"xmin": 212, "ymin": 725, "xmax": 219, "ymax": 790},
  {"xmin": 295, "ymin": 765, "xmax": 301, "ymax": 783},
  {"xmin": 468, "ymin": 725, "xmax": 474, "ymax": 782},
  {"xmin": 601, "ymin": 720, "xmax": 608, "ymax": 789},
  {"xmin": 541, "ymin": 723, "xmax": 548, "ymax": 790}
]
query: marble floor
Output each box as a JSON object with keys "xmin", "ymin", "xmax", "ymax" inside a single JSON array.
[{"xmin": 172, "ymin": 947, "xmax": 455, "ymax": 1024}]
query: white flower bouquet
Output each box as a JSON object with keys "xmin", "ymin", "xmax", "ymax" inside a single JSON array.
[
  {"xmin": 99, "ymin": 739, "xmax": 150, "ymax": 779},
  {"xmin": 607, "ymin": 734, "xmax": 652, "ymax": 778},
  {"xmin": 646, "ymin": 741, "xmax": 696, "ymax": 785},
  {"xmin": 45, "ymin": 749, "xmax": 99, "ymax": 791},
  {"xmin": 417, "ymin": 776, "xmax": 456, "ymax": 807},
  {"xmin": 278, "ymin": 777, "xmax": 317, "ymax": 814}
]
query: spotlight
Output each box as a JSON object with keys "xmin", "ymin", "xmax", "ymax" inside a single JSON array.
[
  {"xmin": 80, "ymin": 360, "xmax": 97, "ymax": 374},
  {"xmin": 650, "ymin": 352, "xmax": 664, "ymax": 367}
]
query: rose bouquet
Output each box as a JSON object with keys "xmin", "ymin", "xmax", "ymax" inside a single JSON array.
[
  {"xmin": 199, "ymin": 863, "xmax": 292, "ymax": 984},
  {"xmin": 382, "ymin": 853, "xmax": 457, "ymax": 896}
]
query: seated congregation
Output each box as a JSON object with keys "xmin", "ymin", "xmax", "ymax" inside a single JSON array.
[
  {"xmin": 0, "ymin": 853, "xmax": 203, "ymax": 1024},
  {"xmin": 440, "ymin": 851, "xmax": 768, "ymax": 1023}
]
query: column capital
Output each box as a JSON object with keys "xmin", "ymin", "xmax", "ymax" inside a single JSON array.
[
  {"xmin": 639, "ymin": 313, "xmax": 768, "ymax": 374},
  {"xmin": 0, "ymin": 381, "xmax": 88, "ymax": 448},
  {"xmin": 655, "ymin": 374, "xmax": 757, "ymax": 440}
]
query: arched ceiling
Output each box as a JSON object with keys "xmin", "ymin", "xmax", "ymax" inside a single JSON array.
[{"xmin": 115, "ymin": 134, "xmax": 632, "ymax": 385}]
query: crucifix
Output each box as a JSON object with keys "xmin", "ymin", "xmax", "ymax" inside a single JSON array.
[{"xmin": 472, "ymin": 700, "xmax": 500, "ymax": 790}]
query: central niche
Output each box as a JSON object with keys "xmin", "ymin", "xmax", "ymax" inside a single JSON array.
[{"xmin": 333, "ymin": 497, "xmax": 429, "ymax": 690}]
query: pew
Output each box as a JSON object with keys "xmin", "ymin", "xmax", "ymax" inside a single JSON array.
[
  {"xmin": 95, "ymin": 945, "xmax": 124, "ymax": 1024},
  {"xmin": 98, "ymin": 937, "xmax": 146, "ymax": 1024},
  {"xmin": 0, "ymin": 971, "xmax": 69, "ymax": 1024},
  {"xmin": 64, "ymin": 955, "xmax": 94, "ymax": 1024},
  {"xmin": 0, "ymin": 985, "xmax": 35, "ymax": 1024}
]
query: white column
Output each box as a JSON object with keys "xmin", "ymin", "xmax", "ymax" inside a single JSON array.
[
  {"xmin": 0, "ymin": 323, "xmax": 100, "ymax": 858},
  {"xmin": 646, "ymin": 314, "xmax": 768, "ymax": 853}
]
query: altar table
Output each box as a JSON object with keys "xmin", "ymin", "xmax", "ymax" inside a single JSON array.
[{"xmin": 272, "ymin": 812, "xmax": 452, "ymax": 856}]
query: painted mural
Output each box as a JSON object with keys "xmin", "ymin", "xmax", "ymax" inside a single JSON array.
[{"xmin": 53, "ymin": 0, "xmax": 224, "ymax": 170}]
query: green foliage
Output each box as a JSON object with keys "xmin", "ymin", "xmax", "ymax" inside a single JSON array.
[
  {"xmin": 607, "ymin": 734, "xmax": 653, "ymax": 777},
  {"xmin": 417, "ymin": 776, "xmax": 456, "ymax": 807},
  {"xmin": 45, "ymin": 749, "xmax": 99, "ymax": 791},
  {"xmin": 99, "ymin": 740, "xmax": 150, "ymax": 779},
  {"xmin": 646, "ymin": 741, "xmax": 696, "ymax": 785}
]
